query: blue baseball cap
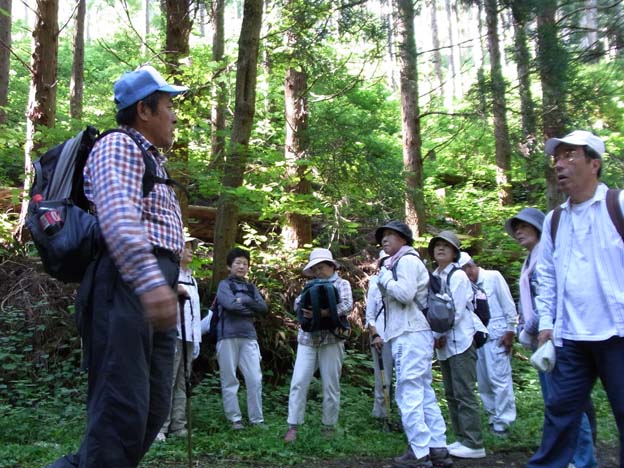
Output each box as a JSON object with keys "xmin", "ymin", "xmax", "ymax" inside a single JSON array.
[{"xmin": 114, "ymin": 65, "xmax": 188, "ymax": 110}]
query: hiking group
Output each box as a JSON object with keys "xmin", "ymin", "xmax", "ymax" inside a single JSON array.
[{"xmin": 35, "ymin": 65, "xmax": 623, "ymax": 468}]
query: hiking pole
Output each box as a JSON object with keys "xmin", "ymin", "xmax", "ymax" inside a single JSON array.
[
  {"xmin": 178, "ymin": 294, "xmax": 193, "ymax": 468},
  {"xmin": 376, "ymin": 345, "xmax": 392, "ymax": 432}
]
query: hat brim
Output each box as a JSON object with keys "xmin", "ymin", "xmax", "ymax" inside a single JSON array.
[
  {"xmin": 505, "ymin": 215, "xmax": 542, "ymax": 237},
  {"xmin": 302, "ymin": 258, "xmax": 340, "ymax": 277},
  {"xmin": 544, "ymin": 134, "xmax": 604, "ymax": 157},
  {"xmin": 428, "ymin": 236, "xmax": 461, "ymax": 263},
  {"xmin": 158, "ymin": 83, "xmax": 188, "ymax": 96},
  {"xmin": 374, "ymin": 226, "xmax": 414, "ymax": 246}
]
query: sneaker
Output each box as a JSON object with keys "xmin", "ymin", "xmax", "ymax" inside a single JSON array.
[
  {"xmin": 447, "ymin": 441, "xmax": 461, "ymax": 450},
  {"xmin": 154, "ymin": 432, "xmax": 166, "ymax": 442},
  {"xmin": 284, "ymin": 426, "xmax": 298, "ymax": 442},
  {"xmin": 429, "ymin": 447, "xmax": 453, "ymax": 467},
  {"xmin": 448, "ymin": 443, "xmax": 486, "ymax": 459},
  {"xmin": 231, "ymin": 420, "xmax": 244, "ymax": 430},
  {"xmin": 491, "ymin": 427, "xmax": 508, "ymax": 438}
]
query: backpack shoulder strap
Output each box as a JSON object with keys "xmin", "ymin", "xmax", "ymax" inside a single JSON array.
[
  {"xmin": 389, "ymin": 251, "xmax": 420, "ymax": 280},
  {"xmin": 606, "ymin": 189, "xmax": 624, "ymax": 243},
  {"xmin": 97, "ymin": 129, "xmax": 188, "ymax": 198},
  {"xmin": 445, "ymin": 266, "xmax": 459, "ymax": 290},
  {"xmin": 550, "ymin": 206, "xmax": 563, "ymax": 245}
]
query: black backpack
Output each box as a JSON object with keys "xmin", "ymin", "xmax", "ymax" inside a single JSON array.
[
  {"xmin": 205, "ymin": 280, "xmax": 256, "ymax": 347},
  {"xmin": 297, "ymin": 278, "xmax": 350, "ymax": 338},
  {"xmin": 25, "ymin": 126, "xmax": 171, "ymax": 283},
  {"xmin": 469, "ymin": 282, "xmax": 490, "ymax": 348}
]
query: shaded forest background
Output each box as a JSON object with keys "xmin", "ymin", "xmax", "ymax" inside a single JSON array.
[{"xmin": 1, "ymin": 0, "xmax": 624, "ymax": 397}]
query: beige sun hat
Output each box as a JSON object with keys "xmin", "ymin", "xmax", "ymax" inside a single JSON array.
[{"xmin": 303, "ymin": 248, "xmax": 341, "ymax": 277}]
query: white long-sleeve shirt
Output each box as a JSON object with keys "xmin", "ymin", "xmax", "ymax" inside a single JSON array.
[
  {"xmin": 537, "ymin": 183, "xmax": 624, "ymax": 346},
  {"xmin": 177, "ymin": 268, "xmax": 202, "ymax": 344},
  {"xmin": 474, "ymin": 267, "xmax": 518, "ymax": 337},
  {"xmin": 434, "ymin": 264, "xmax": 484, "ymax": 360}
]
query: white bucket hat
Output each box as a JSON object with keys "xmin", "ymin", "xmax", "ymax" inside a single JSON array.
[{"xmin": 303, "ymin": 248, "xmax": 340, "ymax": 277}]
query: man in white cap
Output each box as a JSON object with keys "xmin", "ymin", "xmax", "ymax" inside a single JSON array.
[
  {"xmin": 527, "ymin": 130, "xmax": 624, "ymax": 468},
  {"xmin": 46, "ymin": 66, "xmax": 188, "ymax": 467},
  {"xmin": 458, "ymin": 252, "xmax": 517, "ymax": 437}
]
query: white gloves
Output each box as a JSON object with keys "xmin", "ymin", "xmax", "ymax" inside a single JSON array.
[{"xmin": 193, "ymin": 342, "xmax": 200, "ymax": 360}]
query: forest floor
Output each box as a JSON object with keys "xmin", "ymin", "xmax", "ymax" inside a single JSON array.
[{"xmin": 156, "ymin": 442, "xmax": 620, "ymax": 468}]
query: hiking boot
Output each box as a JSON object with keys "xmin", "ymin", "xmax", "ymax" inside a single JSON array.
[
  {"xmin": 284, "ymin": 426, "xmax": 298, "ymax": 442},
  {"xmin": 429, "ymin": 447, "xmax": 453, "ymax": 467},
  {"xmin": 231, "ymin": 420, "xmax": 244, "ymax": 430},
  {"xmin": 448, "ymin": 443, "xmax": 486, "ymax": 459},
  {"xmin": 393, "ymin": 445, "xmax": 414, "ymax": 463},
  {"xmin": 168, "ymin": 428, "xmax": 187, "ymax": 438},
  {"xmin": 491, "ymin": 427, "xmax": 508, "ymax": 438},
  {"xmin": 392, "ymin": 453, "xmax": 433, "ymax": 468}
]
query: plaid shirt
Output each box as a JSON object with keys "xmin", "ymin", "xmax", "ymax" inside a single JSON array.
[
  {"xmin": 84, "ymin": 126, "xmax": 184, "ymax": 295},
  {"xmin": 296, "ymin": 275, "xmax": 353, "ymax": 347}
]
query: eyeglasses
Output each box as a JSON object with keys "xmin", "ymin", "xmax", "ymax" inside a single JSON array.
[{"xmin": 550, "ymin": 147, "xmax": 586, "ymax": 166}]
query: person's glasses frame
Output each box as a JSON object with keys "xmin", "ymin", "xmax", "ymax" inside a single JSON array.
[{"xmin": 550, "ymin": 146, "xmax": 588, "ymax": 167}]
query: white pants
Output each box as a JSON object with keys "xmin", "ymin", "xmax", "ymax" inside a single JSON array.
[
  {"xmin": 287, "ymin": 341, "xmax": 345, "ymax": 427},
  {"xmin": 476, "ymin": 335, "xmax": 517, "ymax": 430},
  {"xmin": 391, "ymin": 331, "xmax": 447, "ymax": 460},
  {"xmin": 372, "ymin": 342, "xmax": 394, "ymax": 418},
  {"xmin": 216, "ymin": 338, "xmax": 263, "ymax": 424}
]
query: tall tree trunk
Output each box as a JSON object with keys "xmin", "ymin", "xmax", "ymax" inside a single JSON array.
[
  {"xmin": 282, "ymin": 67, "xmax": 312, "ymax": 249},
  {"xmin": 444, "ymin": 0, "xmax": 457, "ymax": 108},
  {"xmin": 511, "ymin": 0, "xmax": 539, "ymax": 189},
  {"xmin": 210, "ymin": 0, "xmax": 226, "ymax": 168},
  {"xmin": 393, "ymin": 0, "xmax": 426, "ymax": 237},
  {"xmin": 451, "ymin": 1, "xmax": 463, "ymax": 99},
  {"xmin": 142, "ymin": 0, "xmax": 149, "ymax": 57},
  {"xmin": 537, "ymin": 0, "xmax": 568, "ymax": 209},
  {"xmin": 69, "ymin": 0, "xmax": 85, "ymax": 119},
  {"xmin": 212, "ymin": 0, "xmax": 263, "ymax": 287},
  {"xmin": 0, "ymin": 0, "xmax": 11, "ymax": 125},
  {"xmin": 485, "ymin": 0, "xmax": 513, "ymax": 206},
  {"xmin": 429, "ymin": 0, "xmax": 444, "ymax": 96},
  {"xmin": 164, "ymin": 0, "xmax": 193, "ymax": 220},
  {"xmin": 581, "ymin": 0, "xmax": 598, "ymax": 61},
  {"xmin": 16, "ymin": 0, "xmax": 59, "ymax": 242}
]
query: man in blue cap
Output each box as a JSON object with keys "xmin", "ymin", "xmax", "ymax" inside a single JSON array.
[
  {"xmin": 47, "ymin": 66, "xmax": 188, "ymax": 468},
  {"xmin": 527, "ymin": 130, "xmax": 623, "ymax": 468}
]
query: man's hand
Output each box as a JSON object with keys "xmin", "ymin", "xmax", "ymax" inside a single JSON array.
[
  {"xmin": 140, "ymin": 285, "xmax": 178, "ymax": 331},
  {"xmin": 302, "ymin": 307, "xmax": 313, "ymax": 319},
  {"xmin": 434, "ymin": 335, "xmax": 447, "ymax": 349},
  {"xmin": 538, "ymin": 329, "xmax": 553, "ymax": 347},
  {"xmin": 498, "ymin": 331, "xmax": 515, "ymax": 354}
]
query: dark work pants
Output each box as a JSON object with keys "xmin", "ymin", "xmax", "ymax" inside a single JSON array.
[
  {"xmin": 47, "ymin": 250, "xmax": 179, "ymax": 468},
  {"xmin": 527, "ymin": 337, "xmax": 624, "ymax": 468}
]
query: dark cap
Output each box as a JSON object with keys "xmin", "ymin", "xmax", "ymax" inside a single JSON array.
[
  {"xmin": 375, "ymin": 221, "xmax": 414, "ymax": 246},
  {"xmin": 505, "ymin": 207, "xmax": 545, "ymax": 237}
]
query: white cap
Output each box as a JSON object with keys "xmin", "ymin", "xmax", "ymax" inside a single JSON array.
[
  {"xmin": 302, "ymin": 248, "xmax": 340, "ymax": 277},
  {"xmin": 544, "ymin": 130, "xmax": 605, "ymax": 157},
  {"xmin": 457, "ymin": 251, "xmax": 474, "ymax": 268}
]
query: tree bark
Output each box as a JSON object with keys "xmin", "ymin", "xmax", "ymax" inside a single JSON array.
[
  {"xmin": 0, "ymin": 0, "xmax": 11, "ymax": 125},
  {"xmin": 444, "ymin": 0, "xmax": 457, "ymax": 107},
  {"xmin": 164, "ymin": 0, "xmax": 193, "ymax": 220},
  {"xmin": 429, "ymin": 0, "xmax": 444, "ymax": 96},
  {"xmin": 282, "ymin": 67, "xmax": 312, "ymax": 249},
  {"xmin": 485, "ymin": 0, "xmax": 513, "ymax": 206},
  {"xmin": 15, "ymin": 0, "xmax": 59, "ymax": 242},
  {"xmin": 212, "ymin": 0, "xmax": 263, "ymax": 287},
  {"xmin": 210, "ymin": 0, "xmax": 227, "ymax": 169},
  {"xmin": 537, "ymin": 0, "xmax": 568, "ymax": 209},
  {"xmin": 393, "ymin": 0, "xmax": 426, "ymax": 237},
  {"xmin": 69, "ymin": 0, "xmax": 85, "ymax": 119},
  {"xmin": 510, "ymin": 0, "xmax": 539, "ymax": 189}
]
